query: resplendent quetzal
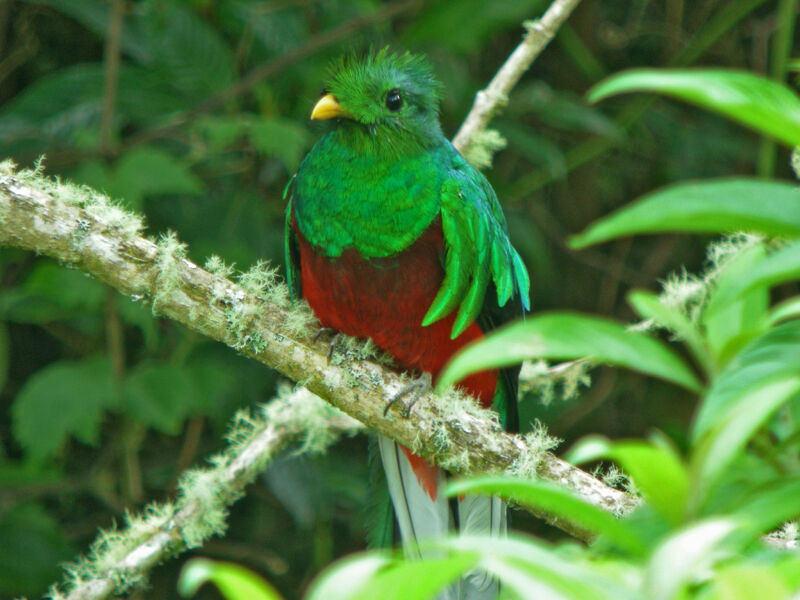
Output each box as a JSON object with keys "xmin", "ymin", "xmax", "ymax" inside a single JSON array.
[{"xmin": 285, "ymin": 49, "xmax": 530, "ymax": 600}]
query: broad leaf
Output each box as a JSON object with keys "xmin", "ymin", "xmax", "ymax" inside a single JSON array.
[
  {"xmin": 12, "ymin": 357, "xmax": 117, "ymax": 460},
  {"xmin": 588, "ymin": 69, "xmax": 800, "ymax": 147},
  {"xmin": 178, "ymin": 558, "xmax": 283, "ymax": 600},
  {"xmin": 436, "ymin": 312, "xmax": 703, "ymax": 393},
  {"xmin": 705, "ymin": 241, "xmax": 800, "ymax": 318},
  {"xmin": 447, "ymin": 477, "xmax": 647, "ymax": 555},
  {"xmin": 570, "ymin": 179, "xmax": 800, "ymax": 248},
  {"xmin": 693, "ymin": 321, "xmax": 800, "ymax": 440},
  {"xmin": 710, "ymin": 565, "xmax": 792, "ymax": 600},
  {"xmin": 0, "ymin": 503, "xmax": 74, "ymax": 597},
  {"xmin": 645, "ymin": 519, "xmax": 739, "ymax": 600},
  {"xmin": 346, "ymin": 556, "xmax": 476, "ymax": 600},
  {"xmin": 121, "ymin": 364, "xmax": 208, "ymax": 434},
  {"xmin": 691, "ymin": 376, "xmax": 800, "ymax": 505},
  {"xmin": 566, "ymin": 437, "xmax": 689, "ymax": 526},
  {"xmin": 768, "ymin": 296, "xmax": 800, "ymax": 325},
  {"xmin": 439, "ymin": 536, "xmax": 637, "ymax": 600},
  {"xmin": 627, "ymin": 290, "xmax": 714, "ymax": 375},
  {"xmin": 701, "ymin": 244, "xmax": 769, "ymax": 364},
  {"xmin": 306, "ymin": 553, "xmax": 393, "ymax": 600},
  {"xmin": 729, "ymin": 478, "xmax": 800, "ymax": 542}
]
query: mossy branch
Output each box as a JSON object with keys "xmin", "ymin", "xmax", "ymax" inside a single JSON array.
[
  {"xmin": 452, "ymin": 0, "xmax": 584, "ymax": 166},
  {"xmin": 50, "ymin": 386, "xmax": 362, "ymax": 600},
  {"xmin": 0, "ymin": 164, "xmax": 636, "ymax": 533}
]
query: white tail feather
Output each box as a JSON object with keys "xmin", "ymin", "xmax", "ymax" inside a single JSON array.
[{"xmin": 378, "ymin": 435, "xmax": 505, "ymax": 600}]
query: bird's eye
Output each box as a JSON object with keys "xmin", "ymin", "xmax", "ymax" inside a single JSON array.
[{"xmin": 385, "ymin": 89, "xmax": 403, "ymax": 111}]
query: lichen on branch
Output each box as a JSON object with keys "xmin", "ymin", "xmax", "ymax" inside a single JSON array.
[{"xmin": 0, "ymin": 163, "xmax": 637, "ymax": 524}]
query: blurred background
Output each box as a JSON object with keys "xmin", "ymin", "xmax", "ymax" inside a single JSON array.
[{"xmin": 0, "ymin": 0, "xmax": 796, "ymax": 597}]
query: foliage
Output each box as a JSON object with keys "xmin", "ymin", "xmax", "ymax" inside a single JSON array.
[
  {"xmin": 1, "ymin": 0, "xmax": 799, "ymax": 599},
  {"xmin": 180, "ymin": 64, "xmax": 800, "ymax": 599}
]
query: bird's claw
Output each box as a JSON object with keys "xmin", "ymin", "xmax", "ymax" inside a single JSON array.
[
  {"xmin": 384, "ymin": 372, "xmax": 433, "ymax": 417},
  {"xmin": 313, "ymin": 328, "xmax": 341, "ymax": 364}
]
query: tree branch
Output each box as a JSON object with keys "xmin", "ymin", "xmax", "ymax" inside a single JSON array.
[
  {"xmin": 55, "ymin": 387, "xmax": 362, "ymax": 600},
  {"xmin": 0, "ymin": 166, "xmax": 638, "ymax": 536},
  {"xmin": 451, "ymin": 0, "xmax": 584, "ymax": 159}
]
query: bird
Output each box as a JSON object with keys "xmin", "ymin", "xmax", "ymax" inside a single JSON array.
[{"xmin": 284, "ymin": 48, "xmax": 530, "ymax": 600}]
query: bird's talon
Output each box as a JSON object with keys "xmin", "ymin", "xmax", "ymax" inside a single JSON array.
[
  {"xmin": 313, "ymin": 328, "xmax": 341, "ymax": 365},
  {"xmin": 384, "ymin": 374, "xmax": 433, "ymax": 417},
  {"xmin": 313, "ymin": 327, "xmax": 336, "ymax": 343}
]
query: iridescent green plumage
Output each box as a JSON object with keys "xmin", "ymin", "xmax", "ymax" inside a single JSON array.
[{"xmin": 287, "ymin": 49, "xmax": 529, "ymax": 338}]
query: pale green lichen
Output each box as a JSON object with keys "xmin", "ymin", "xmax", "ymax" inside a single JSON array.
[
  {"xmin": 655, "ymin": 233, "xmax": 763, "ymax": 327},
  {"xmin": 330, "ymin": 335, "xmax": 393, "ymax": 367},
  {"xmin": 778, "ymin": 521, "xmax": 799, "ymax": 542},
  {"xmin": 508, "ymin": 420, "xmax": 561, "ymax": 478},
  {"xmin": 6, "ymin": 158, "xmax": 145, "ymax": 240},
  {"xmin": 462, "ymin": 128, "xmax": 507, "ymax": 170},
  {"xmin": 152, "ymin": 230, "xmax": 188, "ymax": 314},
  {"xmin": 238, "ymin": 259, "xmax": 290, "ymax": 308},
  {"xmin": 0, "ymin": 157, "xmax": 17, "ymax": 175},
  {"xmin": 519, "ymin": 359, "xmax": 592, "ymax": 406},
  {"xmin": 204, "ymin": 254, "xmax": 236, "ymax": 280},
  {"xmin": 178, "ymin": 467, "xmax": 232, "ymax": 548},
  {"xmin": 791, "ymin": 147, "xmax": 800, "ymax": 180}
]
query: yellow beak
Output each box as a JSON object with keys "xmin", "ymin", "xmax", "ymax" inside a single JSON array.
[{"xmin": 310, "ymin": 93, "xmax": 351, "ymax": 120}]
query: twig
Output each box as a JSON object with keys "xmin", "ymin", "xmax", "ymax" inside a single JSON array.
[
  {"xmin": 451, "ymin": 0, "xmax": 584, "ymax": 157},
  {"xmin": 99, "ymin": 0, "xmax": 125, "ymax": 154}
]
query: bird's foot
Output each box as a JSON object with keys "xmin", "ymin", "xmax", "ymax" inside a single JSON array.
[
  {"xmin": 384, "ymin": 372, "xmax": 433, "ymax": 418},
  {"xmin": 313, "ymin": 327, "xmax": 341, "ymax": 364}
]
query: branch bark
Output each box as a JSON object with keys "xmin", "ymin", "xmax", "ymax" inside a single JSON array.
[
  {"xmin": 452, "ymin": 0, "xmax": 584, "ymax": 157},
  {"xmin": 0, "ymin": 169, "xmax": 638, "ymax": 536}
]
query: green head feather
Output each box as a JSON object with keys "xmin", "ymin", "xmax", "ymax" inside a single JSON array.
[{"xmin": 321, "ymin": 48, "xmax": 445, "ymax": 156}]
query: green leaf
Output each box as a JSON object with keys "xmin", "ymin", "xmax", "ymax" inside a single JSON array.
[
  {"xmin": 446, "ymin": 477, "xmax": 647, "ymax": 555},
  {"xmin": 645, "ymin": 519, "xmax": 739, "ymax": 600},
  {"xmin": 439, "ymin": 535, "xmax": 637, "ymax": 600},
  {"xmin": 693, "ymin": 321, "xmax": 800, "ymax": 440},
  {"xmin": 710, "ymin": 565, "xmax": 792, "ymax": 600},
  {"xmin": 627, "ymin": 290, "xmax": 714, "ymax": 376},
  {"xmin": 306, "ymin": 553, "xmax": 393, "ymax": 600},
  {"xmin": 588, "ymin": 69, "xmax": 800, "ymax": 147},
  {"xmin": 121, "ymin": 364, "xmax": 206, "ymax": 434},
  {"xmin": 570, "ymin": 179, "xmax": 800, "ymax": 249},
  {"xmin": 691, "ymin": 376, "xmax": 800, "ymax": 504},
  {"xmin": 0, "ymin": 503, "xmax": 74, "ymax": 597},
  {"xmin": 402, "ymin": 0, "xmax": 548, "ymax": 53},
  {"xmin": 768, "ymin": 295, "xmax": 800, "ymax": 325},
  {"xmin": 566, "ymin": 436, "xmax": 689, "ymax": 526},
  {"xmin": 249, "ymin": 118, "xmax": 311, "ymax": 171},
  {"xmin": 346, "ymin": 555, "xmax": 476, "ymax": 600},
  {"xmin": 141, "ymin": 1, "xmax": 235, "ymax": 96},
  {"xmin": 25, "ymin": 260, "xmax": 105, "ymax": 312},
  {"xmin": 702, "ymin": 244, "xmax": 769, "ymax": 364},
  {"xmin": 112, "ymin": 147, "xmax": 204, "ymax": 205},
  {"xmin": 729, "ymin": 478, "xmax": 800, "ymax": 541},
  {"xmin": 178, "ymin": 558, "xmax": 283, "ymax": 600},
  {"xmin": 12, "ymin": 357, "xmax": 117, "ymax": 461},
  {"xmin": 705, "ymin": 241, "xmax": 800, "ymax": 319},
  {"xmin": 436, "ymin": 312, "xmax": 703, "ymax": 393}
]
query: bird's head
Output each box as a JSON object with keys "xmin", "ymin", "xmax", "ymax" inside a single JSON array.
[{"xmin": 311, "ymin": 48, "xmax": 445, "ymax": 156}]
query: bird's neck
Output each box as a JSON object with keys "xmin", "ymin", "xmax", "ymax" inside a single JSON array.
[{"xmin": 293, "ymin": 131, "xmax": 449, "ymax": 259}]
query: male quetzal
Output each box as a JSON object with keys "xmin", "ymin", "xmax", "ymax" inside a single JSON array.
[{"xmin": 285, "ymin": 49, "xmax": 530, "ymax": 600}]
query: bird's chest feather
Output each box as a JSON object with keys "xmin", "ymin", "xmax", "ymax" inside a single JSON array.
[{"xmin": 294, "ymin": 216, "xmax": 496, "ymax": 405}]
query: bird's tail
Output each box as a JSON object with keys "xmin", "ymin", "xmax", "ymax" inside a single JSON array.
[{"xmin": 377, "ymin": 434, "xmax": 505, "ymax": 600}]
